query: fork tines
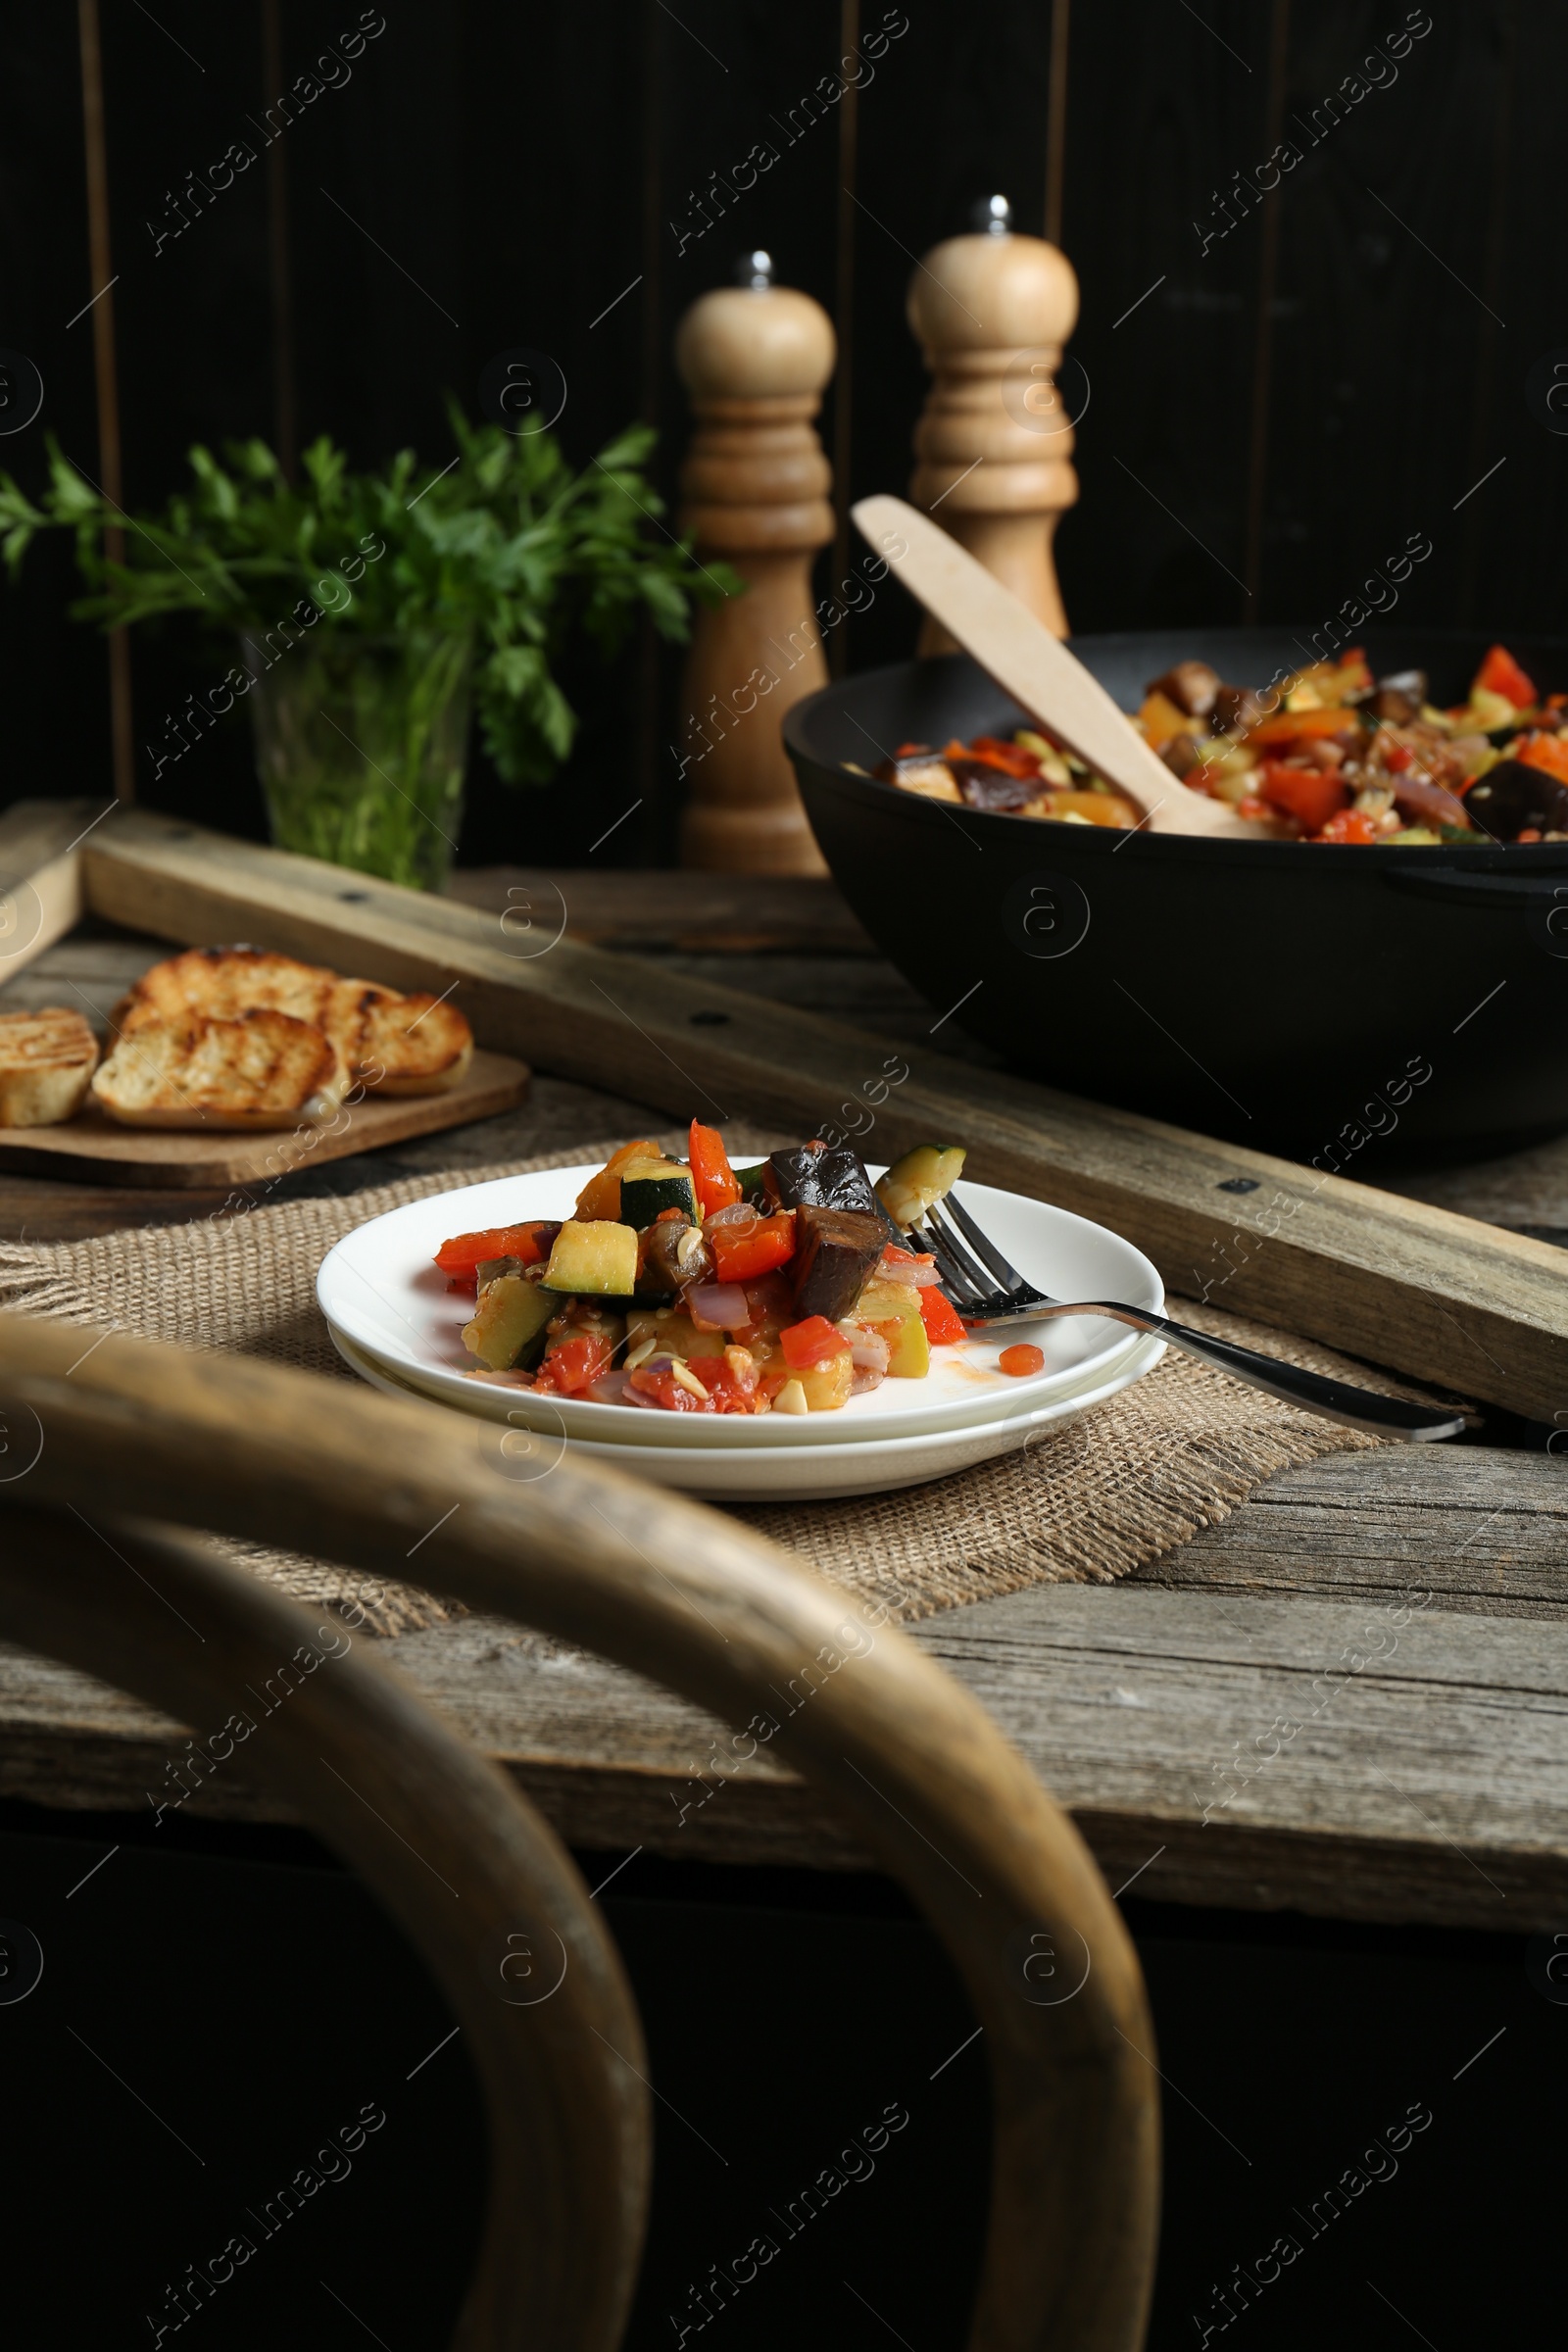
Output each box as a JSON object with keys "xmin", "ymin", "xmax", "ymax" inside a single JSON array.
[{"xmin": 910, "ymin": 1198, "xmax": 1047, "ymax": 1319}]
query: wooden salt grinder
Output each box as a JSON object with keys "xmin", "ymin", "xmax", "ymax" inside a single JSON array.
[
  {"xmin": 907, "ymin": 195, "xmax": 1080, "ymax": 652},
  {"xmin": 675, "ymin": 254, "xmax": 834, "ymax": 875}
]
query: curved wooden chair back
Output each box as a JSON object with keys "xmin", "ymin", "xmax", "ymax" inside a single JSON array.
[{"xmin": 0, "ymin": 1306, "xmax": 1159, "ymax": 2350}]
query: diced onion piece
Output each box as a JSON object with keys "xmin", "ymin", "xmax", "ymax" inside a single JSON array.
[
  {"xmin": 586, "ymin": 1371, "xmax": 633, "ymax": 1404},
  {"xmin": 687, "ymin": 1282, "xmax": 752, "ymax": 1332},
  {"xmin": 848, "ymin": 1330, "xmax": 892, "ymax": 1373}
]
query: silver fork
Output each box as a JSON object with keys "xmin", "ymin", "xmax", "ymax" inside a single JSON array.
[{"xmin": 907, "ymin": 1193, "xmax": 1473, "ymax": 1443}]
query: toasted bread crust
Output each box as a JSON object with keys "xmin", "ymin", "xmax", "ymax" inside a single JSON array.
[
  {"xmin": 0, "ymin": 1007, "xmax": 101, "ymax": 1128},
  {"xmin": 93, "ymin": 1009, "xmax": 347, "ymax": 1130},
  {"xmin": 351, "ymin": 991, "xmax": 474, "ymax": 1093},
  {"xmin": 116, "ymin": 946, "xmax": 342, "ymax": 1036},
  {"xmin": 117, "ymin": 948, "xmax": 475, "ymax": 1096}
]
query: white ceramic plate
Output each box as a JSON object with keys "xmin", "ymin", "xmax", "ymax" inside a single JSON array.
[
  {"xmin": 328, "ymin": 1323, "xmax": 1167, "ymax": 1500},
  {"xmin": 317, "ymin": 1163, "xmax": 1164, "ymax": 1451}
]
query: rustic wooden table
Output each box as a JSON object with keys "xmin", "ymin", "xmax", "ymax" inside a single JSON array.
[{"xmin": 3, "ymin": 872, "xmax": 1567, "ymax": 1935}]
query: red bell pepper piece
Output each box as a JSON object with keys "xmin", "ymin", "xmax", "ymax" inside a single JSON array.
[
  {"xmin": 1250, "ymin": 709, "xmax": 1357, "ymax": 746},
  {"xmin": 434, "ymin": 1221, "xmax": 556, "ymax": 1289},
  {"xmin": 710, "ymin": 1208, "xmax": 796, "ymax": 1284},
  {"xmin": 1515, "ymin": 731, "xmax": 1568, "ymax": 786},
  {"xmin": 918, "ymin": 1287, "xmax": 967, "ymax": 1345},
  {"xmin": 1475, "ymin": 644, "xmax": 1538, "ymax": 708},
  {"xmin": 779, "ymin": 1314, "xmax": 851, "ymax": 1370},
  {"xmin": 1258, "ymin": 759, "xmax": 1349, "ymax": 836},
  {"xmin": 688, "ymin": 1119, "xmax": 741, "ymax": 1215}
]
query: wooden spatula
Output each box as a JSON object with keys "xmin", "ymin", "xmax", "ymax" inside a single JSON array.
[{"xmin": 852, "ymin": 494, "xmax": 1266, "ymax": 838}]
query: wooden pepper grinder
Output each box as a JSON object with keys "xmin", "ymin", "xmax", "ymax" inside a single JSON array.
[
  {"xmin": 675, "ymin": 253, "xmax": 833, "ymax": 875},
  {"xmin": 907, "ymin": 195, "xmax": 1080, "ymax": 651}
]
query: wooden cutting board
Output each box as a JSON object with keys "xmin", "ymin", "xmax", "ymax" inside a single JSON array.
[{"xmin": 0, "ymin": 1048, "xmax": 529, "ymax": 1189}]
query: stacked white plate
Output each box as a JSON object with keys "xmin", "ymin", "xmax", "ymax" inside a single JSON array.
[{"xmin": 317, "ymin": 1165, "xmax": 1167, "ymax": 1500}]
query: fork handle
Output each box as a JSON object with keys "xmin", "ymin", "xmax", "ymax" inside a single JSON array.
[{"xmin": 1022, "ymin": 1303, "xmax": 1472, "ymax": 1443}]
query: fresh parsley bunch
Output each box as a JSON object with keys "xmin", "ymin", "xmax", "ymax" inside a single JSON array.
[{"xmin": 0, "ymin": 406, "xmax": 732, "ymax": 784}]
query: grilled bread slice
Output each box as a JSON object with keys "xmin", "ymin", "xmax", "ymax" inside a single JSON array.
[
  {"xmin": 92, "ymin": 1010, "xmax": 347, "ymax": 1130},
  {"xmin": 0, "ymin": 1007, "xmax": 101, "ymax": 1128},
  {"xmin": 116, "ymin": 947, "xmax": 473, "ymax": 1096},
  {"xmin": 113, "ymin": 946, "xmax": 341, "ymax": 1037},
  {"xmin": 330, "ymin": 981, "xmax": 474, "ymax": 1095}
]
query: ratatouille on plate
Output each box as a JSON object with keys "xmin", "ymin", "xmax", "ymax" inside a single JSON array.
[{"xmin": 432, "ymin": 1125, "xmax": 1032, "ymax": 1413}]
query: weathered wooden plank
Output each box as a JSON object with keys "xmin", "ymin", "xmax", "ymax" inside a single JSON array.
[
  {"xmin": 5, "ymin": 1575, "xmax": 1564, "ymax": 1932},
  {"xmin": 443, "ymin": 867, "xmax": 876, "ymax": 956},
  {"xmin": 1132, "ymin": 1446, "xmax": 1568, "ymax": 1621},
  {"xmin": 0, "ymin": 800, "xmax": 96, "ymax": 988},
  {"xmin": 66, "ymin": 810, "xmax": 1568, "ymax": 1417}
]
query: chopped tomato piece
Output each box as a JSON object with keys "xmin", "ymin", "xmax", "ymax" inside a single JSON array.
[
  {"xmin": 880, "ymin": 1244, "xmax": 935, "ymax": 1276},
  {"xmin": 918, "ymin": 1287, "xmax": 967, "ymax": 1346},
  {"xmin": 1315, "ymin": 808, "xmax": 1382, "ymax": 846},
  {"xmin": 1518, "ymin": 827, "xmax": 1544, "ymax": 844},
  {"xmin": 1515, "ymin": 731, "xmax": 1568, "ymax": 787},
  {"xmin": 627, "ymin": 1362, "xmax": 716, "ymax": 1412},
  {"xmin": 686, "ymin": 1350, "xmax": 763, "ymax": 1413},
  {"xmin": 1382, "ymin": 742, "xmax": 1413, "ymax": 772},
  {"xmin": 434, "ymin": 1221, "xmax": 556, "ymax": 1290},
  {"xmin": 999, "ymin": 1343, "xmax": 1045, "ymax": 1377},
  {"xmin": 780, "ymin": 1314, "xmax": 852, "ymax": 1370},
  {"xmin": 710, "ymin": 1208, "xmax": 796, "ymax": 1284},
  {"xmin": 534, "ymin": 1333, "xmax": 613, "ymax": 1396},
  {"xmin": 1475, "ymin": 644, "xmax": 1537, "ymax": 708},
  {"xmin": 895, "ymin": 741, "xmax": 930, "ymax": 758},
  {"xmin": 1258, "ymin": 759, "xmax": 1349, "ymax": 836},
  {"xmin": 688, "ymin": 1119, "xmax": 741, "ymax": 1215}
]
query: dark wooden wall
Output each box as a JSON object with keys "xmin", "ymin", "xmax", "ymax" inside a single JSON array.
[{"xmin": 1, "ymin": 0, "xmax": 1563, "ymax": 864}]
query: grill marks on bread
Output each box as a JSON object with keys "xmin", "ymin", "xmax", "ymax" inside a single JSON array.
[
  {"xmin": 92, "ymin": 1007, "xmax": 347, "ymax": 1129},
  {"xmin": 0, "ymin": 1007, "xmax": 101, "ymax": 1128},
  {"xmin": 108, "ymin": 946, "xmax": 473, "ymax": 1107}
]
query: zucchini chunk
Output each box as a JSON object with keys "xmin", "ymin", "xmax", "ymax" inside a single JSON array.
[
  {"xmin": 463, "ymin": 1273, "xmax": 555, "ymax": 1370},
  {"xmin": 858, "ymin": 1279, "xmax": 930, "ymax": 1378},
  {"xmin": 876, "ymin": 1145, "xmax": 966, "ymax": 1230},
  {"xmin": 618, "ymin": 1159, "xmax": 699, "ymax": 1230},
  {"xmin": 542, "ymin": 1218, "xmax": 639, "ymax": 1297}
]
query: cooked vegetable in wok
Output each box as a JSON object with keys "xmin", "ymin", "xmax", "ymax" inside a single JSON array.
[
  {"xmin": 876, "ymin": 644, "xmax": 1568, "ymax": 844},
  {"xmin": 436, "ymin": 1127, "xmax": 972, "ymax": 1411}
]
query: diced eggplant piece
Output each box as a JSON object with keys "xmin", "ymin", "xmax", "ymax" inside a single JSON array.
[
  {"xmin": 1370, "ymin": 669, "xmax": 1428, "ymax": 724},
  {"xmin": 951, "ymin": 760, "xmax": 1039, "ymax": 812},
  {"xmin": 1210, "ymin": 684, "xmax": 1269, "ymax": 735},
  {"xmin": 1159, "ymin": 733, "xmax": 1203, "ymax": 778},
  {"xmin": 541, "ymin": 1219, "xmax": 639, "ymax": 1296},
  {"xmin": 1463, "ymin": 759, "xmax": 1568, "ymax": 841},
  {"xmin": 890, "ymin": 755, "xmax": 962, "ymax": 803},
  {"xmin": 1147, "ymin": 660, "xmax": 1221, "ymax": 719},
  {"xmin": 768, "ymin": 1146, "xmax": 902, "ymax": 1240},
  {"xmin": 790, "ymin": 1205, "xmax": 887, "ymax": 1323}
]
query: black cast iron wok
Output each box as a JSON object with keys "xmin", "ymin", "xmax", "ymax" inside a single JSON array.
[{"xmin": 783, "ymin": 627, "xmax": 1568, "ymax": 1166}]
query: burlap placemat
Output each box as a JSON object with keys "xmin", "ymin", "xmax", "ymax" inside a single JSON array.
[{"xmin": 0, "ymin": 1139, "xmax": 1424, "ymax": 1636}]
